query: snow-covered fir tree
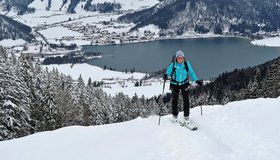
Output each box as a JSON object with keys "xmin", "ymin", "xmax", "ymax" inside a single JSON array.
[
  {"xmin": 75, "ymin": 75, "xmax": 93, "ymax": 126},
  {"xmin": 146, "ymin": 96, "xmax": 159, "ymax": 116},
  {"xmin": 113, "ymin": 92, "xmax": 131, "ymax": 122},
  {"xmin": 0, "ymin": 48, "xmax": 33, "ymax": 140},
  {"xmin": 40, "ymin": 83, "xmax": 61, "ymax": 131},
  {"xmin": 130, "ymin": 94, "xmax": 141, "ymax": 119}
]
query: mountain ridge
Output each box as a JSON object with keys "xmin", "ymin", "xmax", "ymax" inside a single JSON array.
[
  {"xmin": 119, "ymin": 0, "xmax": 280, "ymax": 36},
  {"xmin": 0, "ymin": 0, "xmax": 151, "ymax": 15}
]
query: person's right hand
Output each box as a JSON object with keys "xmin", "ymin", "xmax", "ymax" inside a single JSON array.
[{"xmin": 163, "ymin": 74, "xmax": 168, "ymax": 80}]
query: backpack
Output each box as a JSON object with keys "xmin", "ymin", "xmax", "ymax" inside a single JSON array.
[{"xmin": 170, "ymin": 55, "xmax": 189, "ymax": 84}]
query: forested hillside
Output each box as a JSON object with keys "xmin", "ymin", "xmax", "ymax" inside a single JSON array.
[
  {"xmin": 0, "ymin": 14, "xmax": 33, "ymax": 41},
  {"xmin": 189, "ymin": 56, "xmax": 280, "ymax": 106},
  {"xmin": 0, "ymin": 46, "xmax": 168, "ymax": 141}
]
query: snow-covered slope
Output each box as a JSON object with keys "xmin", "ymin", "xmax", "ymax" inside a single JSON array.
[
  {"xmin": 43, "ymin": 63, "xmax": 169, "ymax": 98},
  {"xmin": 1, "ymin": 0, "xmax": 159, "ymax": 16},
  {"xmin": 28, "ymin": 0, "xmax": 48, "ymax": 10},
  {"xmin": 0, "ymin": 14, "xmax": 33, "ymax": 42},
  {"xmin": 0, "ymin": 39, "xmax": 26, "ymax": 47},
  {"xmin": 1, "ymin": 97, "xmax": 280, "ymax": 160},
  {"xmin": 44, "ymin": 63, "xmax": 145, "ymax": 82}
]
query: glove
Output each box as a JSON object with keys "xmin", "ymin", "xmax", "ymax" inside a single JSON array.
[
  {"xmin": 163, "ymin": 73, "xmax": 168, "ymax": 80},
  {"xmin": 195, "ymin": 80, "xmax": 203, "ymax": 86}
]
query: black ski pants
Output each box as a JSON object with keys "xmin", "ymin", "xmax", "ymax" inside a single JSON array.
[{"xmin": 170, "ymin": 82, "xmax": 190, "ymax": 117}]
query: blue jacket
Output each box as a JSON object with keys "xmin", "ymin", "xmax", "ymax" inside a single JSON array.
[{"xmin": 166, "ymin": 61, "xmax": 198, "ymax": 85}]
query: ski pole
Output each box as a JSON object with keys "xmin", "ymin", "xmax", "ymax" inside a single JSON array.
[
  {"xmin": 162, "ymin": 69, "xmax": 167, "ymax": 95},
  {"xmin": 158, "ymin": 114, "xmax": 161, "ymax": 126},
  {"xmin": 199, "ymin": 82, "xmax": 203, "ymax": 116},
  {"xmin": 162, "ymin": 79, "xmax": 166, "ymax": 95},
  {"xmin": 158, "ymin": 79, "xmax": 166, "ymax": 126},
  {"xmin": 200, "ymin": 103, "xmax": 203, "ymax": 116}
]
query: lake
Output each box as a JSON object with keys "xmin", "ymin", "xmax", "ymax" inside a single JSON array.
[{"xmin": 83, "ymin": 37, "xmax": 280, "ymax": 79}]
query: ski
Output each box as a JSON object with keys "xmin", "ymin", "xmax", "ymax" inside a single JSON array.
[
  {"xmin": 178, "ymin": 120, "xmax": 198, "ymax": 131},
  {"xmin": 169, "ymin": 117, "xmax": 198, "ymax": 131}
]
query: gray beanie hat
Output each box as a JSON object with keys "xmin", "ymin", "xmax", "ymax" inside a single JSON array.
[{"xmin": 175, "ymin": 50, "xmax": 184, "ymax": 58}]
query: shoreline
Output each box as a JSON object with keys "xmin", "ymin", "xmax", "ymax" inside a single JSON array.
[{"xmin": 81, "ymin": 34, "xmax": 253, "ymax": 48}]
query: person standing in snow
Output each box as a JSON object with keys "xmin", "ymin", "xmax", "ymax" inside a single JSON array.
[{"xmin": 163, "ymin": 50, "xmax": 202, "ymax": 123}]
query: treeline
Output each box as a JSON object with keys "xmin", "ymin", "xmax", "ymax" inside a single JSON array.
[
  {"xmin": 0, "ymin": 47, "xmax": 170, "ymax": 141},
  {"xmin": 43, "ymin": 55, "xmax": 84, "ymax": 65},
  {"xmin": 189, "ymin": 56, "xmax": 280, "ymax": 106},
  {"xmin": 84, "ymin": 0, "xmax": 122, "ymax": 13},
  {"xmin": 43, "ymin": 52, "xmax": 102, "ymax": 65},
  {"xmin": 49, "ymin": 43, "xmax": 77, "ymax": 50}
]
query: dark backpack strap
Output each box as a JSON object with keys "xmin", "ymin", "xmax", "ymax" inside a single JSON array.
[
  {"xmin": 171, "ymin": 77, "xmax": 188, "ymax": 85},
  {"xmin": 170, "ymin": 62, "xmax": 176, "ymax": 80},
  {"xmin": 184, "ymin": 60, "xmax": 189, "ymax": 72},
  {"xmin": 184, "ymin": 60, "xmax": 189, "ymax": 82}
]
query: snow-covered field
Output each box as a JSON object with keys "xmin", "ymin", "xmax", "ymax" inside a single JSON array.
[
  {"xmin": 86, "ymin": 0, "xmax": 159, "ymax": 11},
  {"xmin": 43, "ymin": 63, "xmax": 169, "ymax": 98},
  {"xmin": 44, "ymin": 63, "xmax": 145, "ymax": 81},
  {"xmin": 38, "ymin": 26, "xmax": 92, "ymax": 45},
  {"xmin": 251, "ymin": 36, "xmax": 280, "ymax": 47},
  {"xmin": 1, "ymin": 97, "xmax": 280, "ymax": 160},
  {"xmin": 103, "ymin": 80, "xmax": 170, "ymax": 98},
  {"xmin": 12, "ymin": 10, "xmax": 83, "ymax": 27},
  {"xmin": 0, "ymin": 39, "xmax": 26, "ymax": 48},
  {"xmin": 39, "ymin": 26, "xmax": 83, "ymax": 40}
]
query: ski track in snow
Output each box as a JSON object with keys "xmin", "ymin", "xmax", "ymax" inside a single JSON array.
[{"xmin": 156, "ymin": 117, "xmax": 232, "ymax": 160}]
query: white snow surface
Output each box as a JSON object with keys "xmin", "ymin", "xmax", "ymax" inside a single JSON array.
[
  {"xmin": 43, "ymin": 63, "xmax": 171, "ymax": 98},
  {"xmin": 39, "ymin": 26, "xmax": 83, "ymax": 40},
  {"xmin": 49, "ymin": 0, "xmax": 64, "ymax": 11},
  {"xmin": 92, "ymin": 0, "xmax": 159, "ymax": 11},
  {"xmin": 29, "ymin": 0, "xmax": 49, "ymax": 10},
  {"xmin": 43, "ymin": 63, "xmax": 145, "ymax": 81},
  {"xmin": 1, "ymin": 97, "xmax": 280, "ymax": 160},
  {"xmin": 137, "ymin": 24, "xmax": 161, "ymax": 37},
  {"xmin": 14, "ymin": 11, "xmax": 85, "ymax": 27},
  {"xmin": 103, "ymin": 80, "xmax": 170, "ymax": 98},
  {"xmin": 0, "ymin": 39, "xmax": 26, "ymax": 48},
  {"xmin": 251, "ymin": 36, "xmax": 280, "ymax": 47}
]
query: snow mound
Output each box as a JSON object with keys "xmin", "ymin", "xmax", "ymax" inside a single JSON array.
[{"xmin": 0, "ymin": 97, "xmax": 280, "ymax": 160}]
